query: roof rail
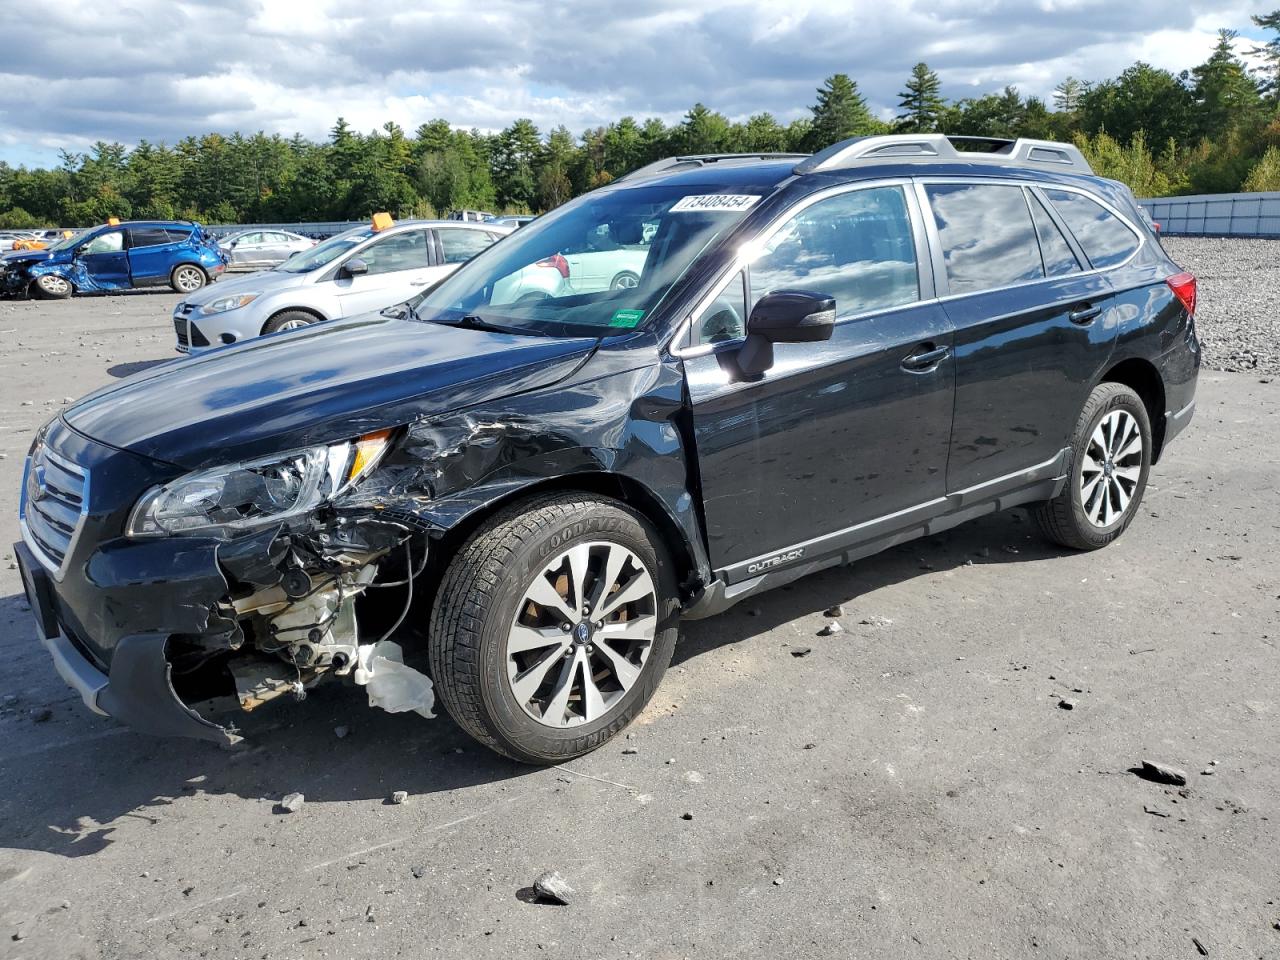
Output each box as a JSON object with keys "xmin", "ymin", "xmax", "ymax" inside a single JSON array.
[
  {"xmin": 618, "ymin": 153, "xmax": 809, "ymax": 183},
  {"xmin": 794, "ymin": 135, "xmax": 1093, "ymax": 175}
]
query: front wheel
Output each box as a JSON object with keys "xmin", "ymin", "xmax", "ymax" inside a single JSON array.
[
  {"xmin": 170, "ymin": 264, "xmax": 207, "ymax": 294},
  {"xmin": 428, "ymin": 493, "xmax": 679, "ymax": 763},
  {"xmin": 1033, "ymin": 382, "xmax": 1151, "ymax": 550},
  {"xmin": 262, "ymin": 311, "xmax": 316, "ymax": 335},
  {"xmin": 33, "ymin": 274, "xmax": 73, "ymax": 299}
]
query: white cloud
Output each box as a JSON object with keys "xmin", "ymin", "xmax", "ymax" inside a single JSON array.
[{"xmin": 0, "ymin": 0, "xmax": 1270, "ymax": 165}]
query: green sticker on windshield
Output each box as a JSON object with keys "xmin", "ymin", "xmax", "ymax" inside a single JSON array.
[{"xmin": 609, "ymin": 309, "xmax": 645, "ymax": 328}]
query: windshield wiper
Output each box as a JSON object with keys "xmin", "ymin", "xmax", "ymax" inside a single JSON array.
[{"xmin": 435, "ymin": 314, "xmax": 530, "ymax": 336}]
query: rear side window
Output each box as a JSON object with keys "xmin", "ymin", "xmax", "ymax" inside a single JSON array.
[
  {"xmin": 925, "ymin": 183, "xmax": 1043, "ymax": 295},
  {"xmin": 128, "ymin": 227, "xmax": 172, "ymax": 248},
  {"xmin": 748, "ymin": 185, "xmax": 920, "ymax": 318},
  {"xmin": 1043, "ymin": 189, "xmax": 1139, "ymax": 269},
  {"xmin": 1027, "ymin": 192, "xmax": 1081, "ymax": 277},
  {"xmin": 165, "ymin": 228, "xmax": 193, "ymax": 244},
  {"xmin": 439, "ymin": 228, "xmax": 496, "ymax": 264}
]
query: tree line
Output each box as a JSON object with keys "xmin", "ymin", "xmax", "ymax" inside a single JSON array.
[{"xmin": 4, "ymin": 15, "xmax": 1280, "ymax": 229}]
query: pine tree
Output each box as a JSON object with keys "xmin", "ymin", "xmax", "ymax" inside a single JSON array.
[
  {"xmin": 806, "ymin": 74, "xmax": 876, "ymax": 151},
  {"xmin": 896, "ymin": 63, "xmax": 946, "ymax": 133},
  {"xmin": 1191, "ymin": 30, "xmax": 1262, "ymax": 140},
  {"xmin": 1053, "ymin": 77, "xmax": 1085, "ymax": 113}
]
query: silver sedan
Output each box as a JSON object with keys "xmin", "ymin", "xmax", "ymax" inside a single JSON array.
[{"xmin": 219, "ymin": 229, "xmax": 315, "ymax": 270}]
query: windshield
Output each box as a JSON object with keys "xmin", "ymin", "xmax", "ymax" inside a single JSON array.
[
  {"xmin": 46, "ymin": 232, "xmax": 83, "ymax": 253},
  {"xmin": 277, "ymin": 227, "xmax": 373, "ymax": 273},
  {"xmin": 413, "ymin": 183, "xmax": 764, "ymax": 337}
]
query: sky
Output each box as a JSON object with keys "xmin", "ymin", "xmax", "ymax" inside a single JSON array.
[{"xmin": 0, "ymin": 0, "xmax": 1272, "ymax": 168}]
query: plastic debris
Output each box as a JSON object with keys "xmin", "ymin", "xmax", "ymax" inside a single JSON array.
[
  {"xmin": 278, "ymin": 792, "xmax": 305, "ymax": 813},
  {"xmin": 390, "ymin": 790, "xmax": 408, "ymax": 804},
  {"xmin": 817, "ymin": 620, "xmax": 843, "ymax": 636},
  {"xmin": 353, "ymin": 640, "xmax": 435, "ymax": 718},
  {"xmin": 1138, "ymin": 761, "xmax": 1188, "ymax": 786}
]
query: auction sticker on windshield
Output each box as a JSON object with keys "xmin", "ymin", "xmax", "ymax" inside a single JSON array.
[
  {"xmin": 669, "ymin": 194, "xmax": 761, "ymax": 213},
  {"xmin": 609, "ymin": 309, "xmax": 646, "ymax": 328}
]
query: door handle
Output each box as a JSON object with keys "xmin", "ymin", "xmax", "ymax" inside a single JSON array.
[
  {"xmin": 901, "ymin": 343, "xmax": 950, "ymax": 372},
  {"xmin": 1069, "ymin": 303, "xmax": 1102, "ymax": 325}
]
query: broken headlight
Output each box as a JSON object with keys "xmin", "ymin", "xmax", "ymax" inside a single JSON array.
[{"xmin": 127, "ymin": 429, "xmax": 392, "ymax": 538}]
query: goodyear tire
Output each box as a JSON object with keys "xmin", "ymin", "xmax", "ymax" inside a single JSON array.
[{"xmin": 428, "ymin": 492, "xmax": 679, "ymax": 763}]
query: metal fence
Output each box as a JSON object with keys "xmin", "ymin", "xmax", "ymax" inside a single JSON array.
[
  {"xmin": 203, "ymin": 221, "xmax": 365, "ymax": 240},
  {"xmin": 1137, "ymin": 192, "xmax": 1280, "ymax": 238}
]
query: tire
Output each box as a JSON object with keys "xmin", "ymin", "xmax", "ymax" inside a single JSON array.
[
  {"xmin": 610, "ymin": 270, "xmax": 640, "ymax": 291},
  {"xmin": 428, "ymin": 492, "xmax": 680, "ymax": 763},
  {"xmin": 1033, "ymin": 382, "xmax": 1152, "ymax": 550},
  {"xmin": 32, "ymin": 274, "xmax": 72, "ymax": 299},
  {"xmin": 170, "ymin": 264, "xmax": 207, "ymax": 294},
  {"xmin": 262, "ymin": 311, "xmax": 317, "ymax": 335}
]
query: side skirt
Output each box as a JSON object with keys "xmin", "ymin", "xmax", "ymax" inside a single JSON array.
[{"xmin": 682, "ymin": 448, "xmax": 1069, "ymax": 620}]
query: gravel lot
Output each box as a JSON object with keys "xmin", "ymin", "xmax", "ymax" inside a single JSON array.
[
  {"xmin": 1164, "ymin": 236, "xmax": 1280, "ymax": 376},
  {"xmin": 0, "ymin": 247, "xmax": 1277, "ymax": 960}
]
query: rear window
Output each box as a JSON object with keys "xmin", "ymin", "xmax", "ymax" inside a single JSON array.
[
  {"xmin": 925, "ymin": 183, "xmax": 1043, "ymax": 295},
  {"xmin": 1043, "ymin": 189, "xmax": 1140, "ymax": 269}
]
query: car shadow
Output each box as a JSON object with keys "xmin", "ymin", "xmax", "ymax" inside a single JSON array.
[
  {"xmin": 106, "ymin": 359, "xmax": 175, "ymax": 378},
  {"xmin": 0, "ymin": 508, "xmax": 1062, "ymax": 861}
]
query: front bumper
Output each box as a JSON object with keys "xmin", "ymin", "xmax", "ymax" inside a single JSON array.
[
  {"xmin": 16, "ymin": 540, "xmax": 239, "ymax": 744},
  {"xmin": 172, "ymin": 300, "xmax": 266, "ymax": 353}
]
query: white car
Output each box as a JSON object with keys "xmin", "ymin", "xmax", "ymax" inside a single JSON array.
[
  {"xmin": 173, "ymin": 219, "xmax": 511, "ymax": 352},
  {"xmin": 492, "ymin": 247, "xmax": 649, "ymax": 303},
  {"xmin": 219, "ymin": 229, "xmax": 316, "ymax": 270}
]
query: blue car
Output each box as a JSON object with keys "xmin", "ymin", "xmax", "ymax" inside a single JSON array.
[{"xmin": 0, "ymin": 220, "xmax": 227, "ymax": 299}]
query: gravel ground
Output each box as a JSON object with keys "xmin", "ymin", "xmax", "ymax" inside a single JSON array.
[
  {"xmin": 0, "ymin": 280, "xmax": 1278, "ymax": 959},
  {"xmin": 1164, "ymin": 236, "xmax": 1280, "ymax": 376}
]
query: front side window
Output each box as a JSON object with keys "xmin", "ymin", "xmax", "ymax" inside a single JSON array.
[
  {"xmin": 358, "ymin": 229, "xmax": 431, "ymax": 275},
  {"xmin": 414, "ymin": 181, "xmax": 767, "ymax": 338},
  {"xmin": 748, "ymin": 186, "xmax": 920, "ymax": 318},
  {"xmin": 926, "ymin": 183, "xmax": 1044, "ymax": 295},
  {"xmin": 81, "ymin": 231, "xmax": 123, "ymax": 255},
  {"xmin": 1043, "ymin": 189, "xmax": 1140, "ymax": 269},
  {"xmin": 439, "ymin": 228, "xmax": 497, "ymax": 264}
]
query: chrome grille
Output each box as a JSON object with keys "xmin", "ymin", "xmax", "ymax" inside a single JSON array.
[{"xmin": 20, "ymin": 444, "xmax": 89, "ymax": 579}]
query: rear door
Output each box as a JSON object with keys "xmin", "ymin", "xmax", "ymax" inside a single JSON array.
[
  {"xmin": 682, "ymin": 182, "xmax": 955, "ymax": 578},
  {"xmin": 76, "ymin": 229, "xmax": 130, "ymax": 288},
  {"xmin": 919, "ymin": 179, "xmax": 1119, "ymax": 494},
  {"xmin": 126, "ymin": 226, "xmax": 183, "ymax": 284}
]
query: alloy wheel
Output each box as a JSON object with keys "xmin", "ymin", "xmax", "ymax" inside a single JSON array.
[
  {"xmin": 278, "ymin": 317, "xmax": 311, "ymax": 331},
  {"xmin": 505, "ymin": 540, "xmax": 657, "ymax": 728},
  {"xmin": 38, "ymin": 276, "xmax": 70, "ymax": 296},
  {"xmin": 174, "ymin": 266, "xmax": 204, "ymax": 292},
  {"xmin": 1080, "ymin": 409, "xmax": 1143, "ymax": 527}
]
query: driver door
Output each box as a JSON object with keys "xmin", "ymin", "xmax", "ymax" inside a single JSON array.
[
  {"xmin": 77, "ymin": 229, "xmax": 130, "ymax": 288},
  {"xmin": 680, "ymin": 184, "xmax": 956, "ymax": 581},
  {"xmin": 331, "ymin": 228, "xmax": 436, "ymax": 316}
]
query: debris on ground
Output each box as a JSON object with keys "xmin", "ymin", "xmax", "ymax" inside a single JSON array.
[
  {"xmin": 745, "ymin": 607, "xmax": 762, "ymax": 617},
  {"xmin": 390, "ymin": 790, "xmax": 408, "ymax": 804},
  {"xmin": 410, "ymin": 865, "xmax": 426, "ymax": 879},
  {"xmin": 622, "ymin": 747, "xmax": 639, "ymax": 755},
  {"xmin": 772, "ymin": 876, "xmax": 785, "ymax": 886},
  {"xmin": 334, "ymin": 725, "xmax": 350, "ymax": 739},
  {"xmin": 1143, "ymin": 805, "xmax": 1172, "ymax": 818},
  {"xmin": 817, "ymin": 620, "xmax": 843, "ymax": 636},
  {"xmin": 30, "ymin": 707, "xmax": 52, "ymax": 723},
  {"xmin": 1137, "ymin": 761, "xmax": 1189, "ymax": 786},
  {"xmin": 1058, "ymin": 698, "xmax": 1077, "ymax": 710},
  {"xmin": 681, "ymin": 812, "xmax": 694, "ymax": 821},
  {"xmin": 277, "ymin": 792, "xmax": 305, "ymax": 814},
  {"xmin": 790, "ymin": 647, "xmax": 812, "ymax": 658},
  {"xmin": 1192, "ymin": 936, "xmax": 1208, "ymax": 955},
  {"xmin": 860, "ymin": 616, "xmax": 893, "ymax": 627},
  {"xmin": 532, "ymin": 870, "xmax": 574, "ymax": 905},
  {"xmin": 823, "ymin": 604, "xmax": 845, "ymax": 618}
]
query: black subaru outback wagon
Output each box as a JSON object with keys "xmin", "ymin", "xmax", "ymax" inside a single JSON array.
[{"xmin": 17, "ymin": 135, "xmax": 1198, "ymax": 763}]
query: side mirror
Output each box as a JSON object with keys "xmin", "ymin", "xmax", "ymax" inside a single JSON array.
[
  {"xmin": 738, "ymin": 290, "xmax": 836, "ymax": 375},
  {"xmin": 342, "ymin": 258, "xmax": 369, "ymax": 278}
]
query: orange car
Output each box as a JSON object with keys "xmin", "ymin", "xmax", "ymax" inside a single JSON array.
[{"xmin": 11, "ymin": 230, "xmax": 73, "ymax": 251}]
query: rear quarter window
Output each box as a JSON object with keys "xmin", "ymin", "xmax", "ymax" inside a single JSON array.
[{"xmin": 1042, "ymin": 189, "xmax": 1140, "ymax": 269}]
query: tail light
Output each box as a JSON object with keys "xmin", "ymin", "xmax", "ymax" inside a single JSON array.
[
  {"xmin": 1167, "ymin": 272, "xmax": 1196, "ymax": 316},
  {"xmin": 534, "ymin": 253, "xmax": 570, "ymax": 278}
]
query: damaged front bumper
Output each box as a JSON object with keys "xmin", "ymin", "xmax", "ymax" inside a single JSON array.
[{"xmin": 16, "ymin": 421, "xmax": 434, "ymax": 745}]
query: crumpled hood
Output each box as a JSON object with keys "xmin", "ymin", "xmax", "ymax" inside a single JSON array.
[
  {"xmin": 63, "ymin": 314, "xmax": 597, "ymax": 469},
  {"xmin": 180, "ymin": 266, "xmax": 303, "ymax": 304},
  {"xmin": 0, "ymin": 249, "xmax": 54, "ymax": 268}
]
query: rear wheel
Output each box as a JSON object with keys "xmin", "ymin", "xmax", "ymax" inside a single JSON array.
[
  {"xmin": 428, "ymin": 493, "xmax": 679, "ymax": 763},
  {"xmin": 610, "ymin": 270, "xmax": 640, "ymax": 291},
  {"xmin": 1033, "ymin": 382, "xmax": 1151, "ymax": 550},
  {"xmin": 170, "ymin": 264, "xmax": 207, "ymax": 294},
  {"xmin": 33, "ymin": 274, "xmax": 72, "ymax": 299},
  {"xmin": 262, "ymin": 311, "xmax": 316, "ymax": 335}
]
